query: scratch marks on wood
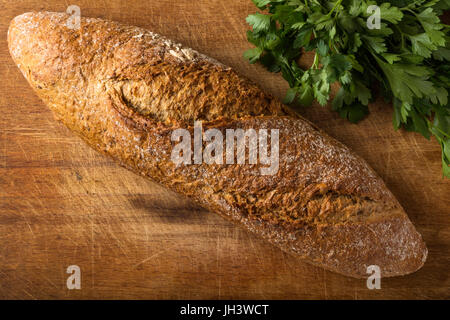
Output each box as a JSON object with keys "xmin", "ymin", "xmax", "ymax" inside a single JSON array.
[
  {"xmin": 19, "ymin": 200, "xmax": 35, "ymax": 238},
  {"xmin": 91, "ymin": 220, "xmax": 95, "ymax": 289},
  {"xmin": 0, "ymin": 0, "xmax": 448, "ymax": 300},
  {"xmin": 132, "ymin": 247, "xmax": 172, "ymax": 269}
]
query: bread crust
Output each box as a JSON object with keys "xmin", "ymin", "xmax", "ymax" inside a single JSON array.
[{"xmin": 8, "ymin": 12, "xmax": 427, "ymax": 278}]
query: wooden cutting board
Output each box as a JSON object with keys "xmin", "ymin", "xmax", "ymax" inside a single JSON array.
[{"xmin": 0, "ymin": 0, "xmax": 449, "ymax": 299}]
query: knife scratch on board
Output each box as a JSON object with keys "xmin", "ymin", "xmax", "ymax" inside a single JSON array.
[{"xmin": 133, "ymin": 247, "xmax": 172, "ymax": 269}]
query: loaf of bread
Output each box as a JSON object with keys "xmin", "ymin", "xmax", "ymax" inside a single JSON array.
[{"xmin": 8, "ymin": 12, "xmax": 427, "ymax": 278}]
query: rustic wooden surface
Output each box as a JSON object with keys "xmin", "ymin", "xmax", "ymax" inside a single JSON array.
[{"xmin": 0, "ymin": 0, "xmax": 449, "ymax": 299}]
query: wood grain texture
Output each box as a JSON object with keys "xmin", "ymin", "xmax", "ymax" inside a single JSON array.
[{"xmin": 0, "ymin": 0, "xmax": 449, "ymax": 299}]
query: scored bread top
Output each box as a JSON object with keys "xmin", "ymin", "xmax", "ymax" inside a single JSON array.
[
  {"xmin": 8, "ymin": 11, "xmax": 287, "ymax": 125},
  {"xmin": 8, "ymin": 12, "xmax": 427, "ymax": 277}
]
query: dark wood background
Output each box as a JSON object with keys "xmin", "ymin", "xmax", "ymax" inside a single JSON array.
[{"xmin": 0, "ymin": 0, "xmax": 449, "ymax": 299}]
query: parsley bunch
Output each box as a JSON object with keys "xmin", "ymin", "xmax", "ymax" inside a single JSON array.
[{"xmin": 244, "ymin": 0, "xmax": 450, "ymax": 177}]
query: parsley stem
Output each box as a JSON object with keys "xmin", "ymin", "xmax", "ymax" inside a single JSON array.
[
  {"xmin": 430, "ymin": 121, "xmax": 450, "ymax": 138},
  {"xmin": 312, "ymin": 52, "xmax": 319, "ymax": 69},
  {"xmin": 327, "ymin": 0, "xmax": 343, "ymax": 17},
  {"xmin": 392, "ymin": 24, "xmax": 405, "ymax": 49},
  {"xmin": 304, "ymin": 0, "xmax": 309, "ymax": 11}
]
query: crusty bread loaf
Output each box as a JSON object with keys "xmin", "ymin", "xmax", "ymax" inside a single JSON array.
[{"xmin": 8, "ymin": 12, "xmax": 427, "ymax": 278}]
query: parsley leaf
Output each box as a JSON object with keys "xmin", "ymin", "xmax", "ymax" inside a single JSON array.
[{"xmin": 244, "ymin": 0, "xmax": 450, "ymax": 177}]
